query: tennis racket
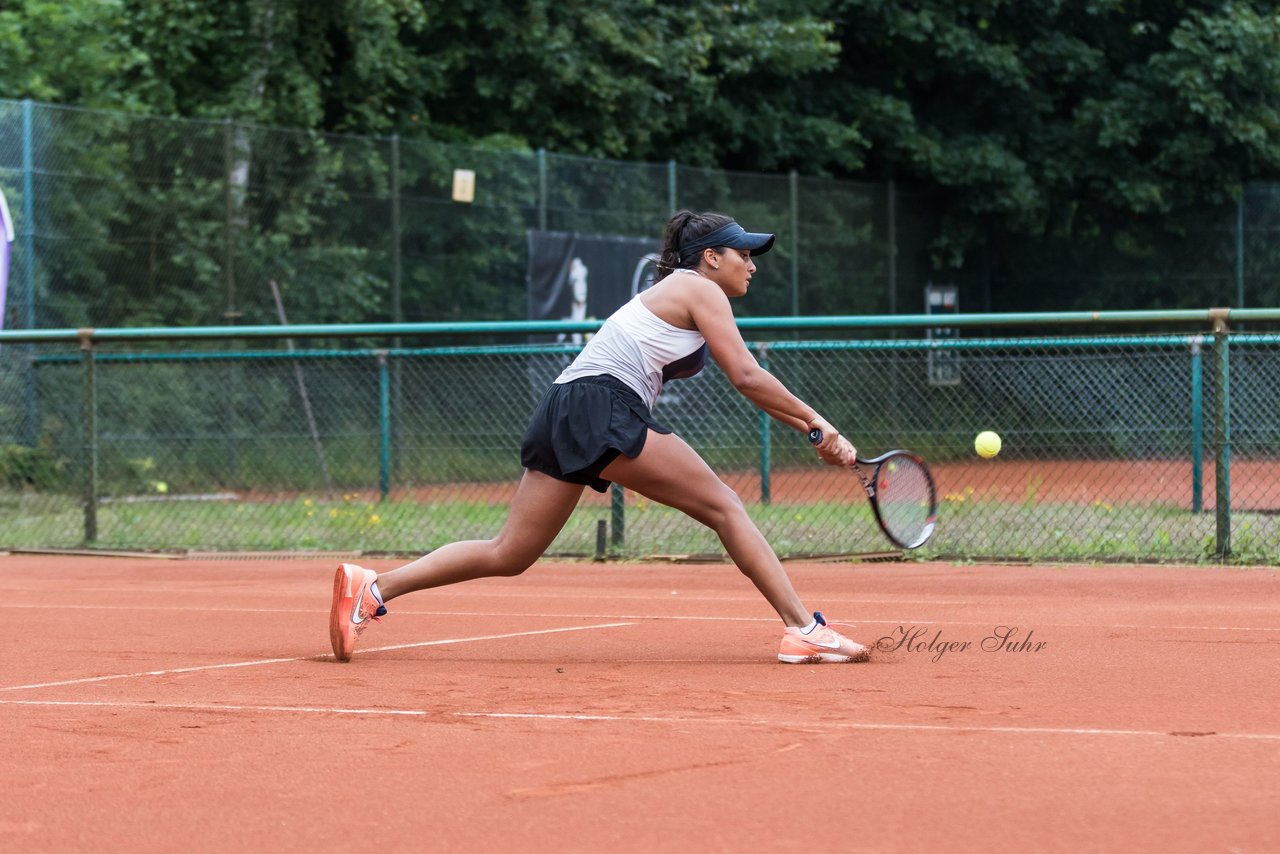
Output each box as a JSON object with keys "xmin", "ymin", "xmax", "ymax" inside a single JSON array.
[{"xmin": 809, "ymin": 429, "xmax": 938, "ymax": 549}]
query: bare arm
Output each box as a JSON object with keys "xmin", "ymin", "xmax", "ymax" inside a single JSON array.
[
  {"xmin": 685, "ymin": 280, "xmax": 853, "ymax": 462},
  {"xmin": 686, "ymin": 281, "xmax": 813, "ymax": 420},
  {"xmin": 758, "ymin": 403, "xmax": 809, "ymax": 433},
  {"xmin": 759, "ymin": 401, "xmax": 857, "ymax": 466}
]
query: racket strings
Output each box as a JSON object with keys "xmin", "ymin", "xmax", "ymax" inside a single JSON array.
[{"xmin": 874, "ymin": 458, "xmax": 935, "ymax": 546}]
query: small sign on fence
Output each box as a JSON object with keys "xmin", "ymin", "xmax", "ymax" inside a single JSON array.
[
  {"xmin": 926, "ymin": 283, "xmax": 960, "ymax": 386},
  {"xmin": 451, "ymin": 169, "xmax": 476, "ymax": 203}
]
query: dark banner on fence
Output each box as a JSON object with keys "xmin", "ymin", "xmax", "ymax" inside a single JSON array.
[{"xmin": 525, "ymin": 230, "xmax": 660, "ymax": 343}]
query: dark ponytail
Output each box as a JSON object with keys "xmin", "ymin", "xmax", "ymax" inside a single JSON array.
[{"xmin": 656, "ymin": 210, "xmax": 734, "ymax": 280}]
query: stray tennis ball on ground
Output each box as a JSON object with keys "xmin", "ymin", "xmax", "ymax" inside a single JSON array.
[
  {"xmin": 975, "ymin": 431, "xmax": 1002, "ymax": 459},
  {"xmin": 154, "ymin": 481, "xmax": 169, "ymax": 494}
]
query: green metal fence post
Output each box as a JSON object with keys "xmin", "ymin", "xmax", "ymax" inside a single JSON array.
[
  {"xmin": 21, "ymin": 100, "xmax": 35, "ymax": 329},
  {"xmin": 612, "ymin": 145, "xmax": 634, "ymax": 541},
  {"xmin": 223, "ymin": 363, "xmax": 240, "ymax": 486},
  {"xmin": 390, "ymin": 135, "xmax": 402, "ymax": 324},
  {"xmin": 759, "ymin": 345, "xmax": 771, "ymax": 505},
  {"xmin": 1236, "ymin": 193, "xmax": 1245, "ymax": 313},
  {"xmin": 1211, "ymin": 310, "xmax": 1231, "ymax": 558},
  {"xmin": 390, "ymin": 136, "xmax": 404, "ymax": 482},
  {"xmin": 537, "ymin": 148, "xmax": 548, "ymax": 231},
  {"xmin": 377, "ymin": 351, "xmax": 391, "ymax": 502},
  {"xmin": 789, "ymin": 171, "xmax": 799, "ymax": 317},
  {"xmin": 222, "ymin": 118, "xmax": 238, "ymax": 322},
  {"xmin": 610, "ymin": 484, "xmax": 625, "ymax": 551},
  {"xmin": 21, "ymin": 99, "xmax": 37, "ymax": 445},
  {"xmin": 887, "ymin": 177, "xmax": 897, "ymax": 316},
  {"xmin": 79, "ymin": 331, "xmax": 98, "ymax": 544},
  {"xmin": 222, "ymin": 118, "xmax": 240, "ymax": 483},
  {"xmin": 1190, "ymin": 335, "xmax": 1203, "ymax": 514},
  {"xmin": 667, "ymin": 159, "xmax": 677, "ymax": 214}
]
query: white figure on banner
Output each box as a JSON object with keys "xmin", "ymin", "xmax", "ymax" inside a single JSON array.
[{"xmin": 558, "ymin": 256, "xmax": 590, "ymax": 346}]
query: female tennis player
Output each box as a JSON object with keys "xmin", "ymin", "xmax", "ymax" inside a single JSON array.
[{"xmin": 330, "ymin": 210, "xmax": 870, "ymax": 664}]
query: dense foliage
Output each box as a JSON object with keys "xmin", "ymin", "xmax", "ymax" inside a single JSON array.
[{"xmin": 3, "ymin": 0, "xmax": 1279, "ymax": 317}]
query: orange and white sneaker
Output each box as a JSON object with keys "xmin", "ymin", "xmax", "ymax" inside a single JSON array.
[
  {"xmin": 329, "ymin": 563, "xmax": 386, "ymax": 662},
  {"xmin": 778, "ymin": 612, "xmax": 870, "ymax": 664}
]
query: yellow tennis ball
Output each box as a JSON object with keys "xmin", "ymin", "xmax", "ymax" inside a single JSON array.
[
  {"xmin": 154, "ymin": 481, "xmax": 169, "ymax": 494},
  {"xmin": 975, "ymin": 431, "xmax": 1001, "ymax": 459}
]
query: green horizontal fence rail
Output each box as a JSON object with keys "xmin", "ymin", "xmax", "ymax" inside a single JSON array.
[
  {"xmin": 3, "ymin": 309, "xmax": 1280, "ymax": 562},
  {"xmin": 5, "ymin": 306, "xmax": 1280, "ymax": 343}
]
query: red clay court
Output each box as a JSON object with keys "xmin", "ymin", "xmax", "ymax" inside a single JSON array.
[{"xmin": 2, "ymin": 553, "xmax": 1278, "ymax": 852}]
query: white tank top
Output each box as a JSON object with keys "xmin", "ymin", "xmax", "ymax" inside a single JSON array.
[{"xmin": 555, "ymin": 294, "xmax": 707, "ymax": 410}]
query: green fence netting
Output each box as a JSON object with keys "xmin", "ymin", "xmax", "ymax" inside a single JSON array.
[
  {"xmin": 6, "ymin": 99, "xmax": 1280, "ymax": 334},
  {"xmin": 3, "ymin": 314, "xmax": 1277, "ymax": 562}
]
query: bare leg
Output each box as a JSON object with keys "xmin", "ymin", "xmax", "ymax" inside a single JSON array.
[
  {"xmin": 600, "ymin": 430, "xmax": 810, "ymax": 627},
  {"xmin": 375, "ymin": 469, "xmax": 584, "ymax": 602}
]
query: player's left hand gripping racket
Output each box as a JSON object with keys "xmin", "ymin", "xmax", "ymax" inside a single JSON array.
[{"xmin": 810, "ymin": 429, "xmax": 938, "ymax": 549}]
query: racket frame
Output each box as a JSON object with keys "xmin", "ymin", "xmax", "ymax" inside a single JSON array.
[{"xmin": 809, "ymin": 430, "xmax": 938, "ymax": 549}]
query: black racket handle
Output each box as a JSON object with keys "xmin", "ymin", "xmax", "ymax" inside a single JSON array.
[{"xmin": 811, "ymin": 427, "xmax": 872, "ymax": 492}]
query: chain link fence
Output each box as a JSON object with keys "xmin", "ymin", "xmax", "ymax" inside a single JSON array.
[
  {"xmin": 6, "ymin": 99, "xmax": 1280, "ymax": 334},
  {"xmin": 0, "ymin": 99, "xmax": 903, "ymax": 331},
  {"xmin": 4, "ymin": 316, "xmax": 1279, "ymax": 562}
]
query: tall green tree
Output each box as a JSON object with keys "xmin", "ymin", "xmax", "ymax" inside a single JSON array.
[
  {"xmin": 5, "ymin": 0, "xmax": 845, "ymax": 155},
  {"xmin": 805, "ymin": 0, "xmax": 1280, "ymax": 290},
  {"xmin": 0, "ymin": 0, "xmax": 149, "ymax": 108},
  {"xmin": 5, "ymin": 0, "xmax": 1280, "ymax": 315},
  {"xmin": 390, "ymin": 0, "xmax": 852, "ymax": 165}
]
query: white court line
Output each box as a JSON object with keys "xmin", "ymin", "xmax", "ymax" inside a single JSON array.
[
  {"xmin": 0, "ymin": 622, "xmax": 633, "ymax": 692},
  {"xmin": 2, "ymin": 698, "xmax": 1277, "ymax": 742},
  {"xmin": 5, "ymin": 602, "xmax": 1280, "ymax": 634}
]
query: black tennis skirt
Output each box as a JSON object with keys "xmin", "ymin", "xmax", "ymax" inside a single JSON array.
[{"xmin": 521, "ymin": 374, "xmax": 672, "ymax": 492}]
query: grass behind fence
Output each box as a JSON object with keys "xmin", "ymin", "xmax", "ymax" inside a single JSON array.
[{"xmin": 5, "ymin": 486, "xmax": 1269, "ymax": 563}]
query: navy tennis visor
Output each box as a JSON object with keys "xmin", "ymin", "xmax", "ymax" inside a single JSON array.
[{"xmin": 680, "ymin": 221, "xmax": 776, "ymax": 260}]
